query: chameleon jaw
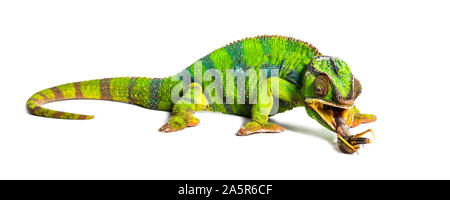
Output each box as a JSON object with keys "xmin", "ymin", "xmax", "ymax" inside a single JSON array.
[{"xmin": 305, "ymin": 98, "xmax": 354, "ymax": 131}]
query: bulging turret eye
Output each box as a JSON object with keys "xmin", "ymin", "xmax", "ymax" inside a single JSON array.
[{"xmin": 313, "ymin": 75, "xmax": 329, "ymax": 98}]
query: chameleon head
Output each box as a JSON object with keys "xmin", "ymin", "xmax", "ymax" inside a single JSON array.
[{"xmin": 301, "ymin": 56, "xmax": 362, "ymax": 132}]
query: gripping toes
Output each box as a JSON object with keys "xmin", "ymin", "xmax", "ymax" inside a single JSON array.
[
  {"xmin": 159, "ymin": 115, "xmax": 187, "ymax": 132},
  {"xmin": 159, "ymin": 115, "xmax": 200, "ymax": 133},
  {"xmin": 237, "ymin": 121, "xmax": 285, "ymax": 136}
]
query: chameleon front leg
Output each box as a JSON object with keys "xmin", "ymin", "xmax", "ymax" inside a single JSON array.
[
  {"xmin": 237, "ymin": 98, "xmax": 285, "ymax": 135},
  {"xmin": 237, "ymin": 77, "xmax": 302, "ymax": 136},
  {"xmin": 159, "ymin": 82, "xmax": 208, "ymax": 132}
]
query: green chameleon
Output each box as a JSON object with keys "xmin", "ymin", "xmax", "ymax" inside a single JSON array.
[{"xmin": 26, "ymin": 35, "xmax": 376, "ymax": 154}]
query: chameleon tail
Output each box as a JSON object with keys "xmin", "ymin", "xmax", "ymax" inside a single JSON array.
[
  {"xmin": 26, "ymin": 80, "xmax": 98, "ymax": 120},
  {"xmin": 26, "ymin": 77, "xmax": 176, "ymax": 120}
]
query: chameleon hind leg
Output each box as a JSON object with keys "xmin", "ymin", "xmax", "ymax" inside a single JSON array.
[
  {"xmin": 159, "ymin": 83, "xmax": 208, "ymax": 132},
  {"xmin": 238, "ymin": 77, "xmax": 302, "ymax": 136}
]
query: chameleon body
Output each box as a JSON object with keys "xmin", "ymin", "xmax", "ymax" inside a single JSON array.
[{"xmin": 26, "ymin": 35, "xmax": 376, "ymax": 153}]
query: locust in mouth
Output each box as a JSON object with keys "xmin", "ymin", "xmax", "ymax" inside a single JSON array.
[{"xmin": 306, "ymin": 99, "xmax": 373, "ymax": 154}]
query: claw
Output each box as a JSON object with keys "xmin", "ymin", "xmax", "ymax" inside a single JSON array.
[{"xmin": 159, "ymin": 122, "xmax": 183, "ymax": 132}]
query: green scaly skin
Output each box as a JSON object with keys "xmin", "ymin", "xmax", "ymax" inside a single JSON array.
[{"xmin": 26, "ymin": 35, "xmax": 376, "ymax": 153}]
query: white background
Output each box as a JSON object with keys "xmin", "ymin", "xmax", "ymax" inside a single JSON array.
[{"xmin": 0, "ymin": 0, "xmax": 449, "ymax": 179}]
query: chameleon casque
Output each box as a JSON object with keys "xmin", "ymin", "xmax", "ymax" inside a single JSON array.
[{"xmin": 26, "ymin": 35, "xmax": 376, "ymax": 154}]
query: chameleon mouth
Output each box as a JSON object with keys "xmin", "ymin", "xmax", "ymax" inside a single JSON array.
[{"xmin": 305, "ymin": 98, "xmax": 354, "ymax": 131}]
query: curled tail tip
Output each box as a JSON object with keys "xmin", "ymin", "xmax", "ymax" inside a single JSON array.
[
  {"xmin": 54, "ymin": 114, "xmax": 95, "ymax": 120},
  {"xmin": 79, "ymin": 115, "xmax": 95, "ymax": 120},
  {"xmin": 27, "ymin": 104, "xmax": 95, "ymax": 120},
  {"xmin": 26, "ymin": 86, "xmax": 96, "ymax": 120}
]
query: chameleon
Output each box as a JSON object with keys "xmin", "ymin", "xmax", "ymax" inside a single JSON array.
[{"xmin": 26, "ymin": 35, "xmax": 377, "ymax": 154}]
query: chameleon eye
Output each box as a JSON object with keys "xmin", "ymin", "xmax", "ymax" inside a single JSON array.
[
  {"xmin": 313, "ymin": 75, "xmax": 329, "ymax": 98},
  {"xmin": 354, "ymin": 78, "xmax": 362, "ymax": 98}
]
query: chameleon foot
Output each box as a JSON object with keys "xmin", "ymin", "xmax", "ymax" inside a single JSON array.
[
  {"xmin": 159, "ymin": 115, "xmax": 200, "ymax": 132},
  {"xmin": 237, "ymin": 121, "xmax": 284, "ymax": 136},
  {"xmin": 186, "ymin": 116, "xmax": 200, "ymax": 127},
  {"xmin": 337, "ymin": 129, "xmax": 373, "ymax": 154}
]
